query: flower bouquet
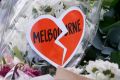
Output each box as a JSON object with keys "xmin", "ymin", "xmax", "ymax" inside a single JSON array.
[{"xmin": 0, "ymin": 0, "xmax": 107, "ymax": 80}]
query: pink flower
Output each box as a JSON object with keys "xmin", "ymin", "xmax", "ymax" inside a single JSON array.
[
  {"xmin": 23, "ymin": 65, "xmax": 42, "ymax": 77},
  {"xmin": 0, "ymin": 65, "xmax": 11, "ymax": 77}
]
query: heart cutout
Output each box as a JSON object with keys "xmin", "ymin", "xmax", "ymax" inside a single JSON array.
[{"xmin": 27, "ymin": 7, "xmax": 85, "ymax": 67}]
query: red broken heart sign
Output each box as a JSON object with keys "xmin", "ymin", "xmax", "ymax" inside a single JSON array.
[{"xmin": 27, "ymin": 7, "xmax": 85, "ymax": 67}]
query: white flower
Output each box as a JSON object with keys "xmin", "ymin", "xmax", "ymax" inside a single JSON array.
[
  {"xmin": 113, "ymin": 69, "xmax": 120, "ymax": 80},
  {"xmin": 86, "ymin": 60, "xmax": 106, "ymax": 74},
  {"xmin": 96, "ymin": 72, "xmax": 109, "ymax": 80},
  {"xmin": 66, "ymin": 67, "xmax": 84, "ymax": 74},
  {"xmin": 85, "ymin": 72, "xmax": 109, "ymax": 80},
  {"xmin": 85, "ymin": 60, "xmax": 120, "ymax": 80},
  {"xmin": 86, "ymin": 61, "xmax": 97, "ymax": 74},
  {"xmin": 85, "ymin": 74, "xmax": 95, "ymax": 80}
]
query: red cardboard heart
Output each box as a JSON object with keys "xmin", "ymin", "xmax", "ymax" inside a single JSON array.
[{"xmin": 27, "ymin": 7, "xmax": 85, "ymax": 67}]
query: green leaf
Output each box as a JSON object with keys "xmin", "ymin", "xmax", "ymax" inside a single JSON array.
[
  {"xmin": 100, "ymin": 9, "xmax": 116, "ymax": 30},
  {"xmin": 100, "ymin": 19, "xmax": 116, "ymax": 31},
  {"xmin": 103, "ymin": 21, "xmax": 120, "ymax": 33},
  {"xmin": 103, "ymin": 0, "xmax": 114, "ymax": 7},
  {"xmin": 110, "ymin": 51, "xmax": 120, "ymax": 67},
  {"xmin": 80, "ymin": 46, "xmax": 97, "ymax": 65},
  {"xmin": 102, "ymin": 0, "xmax": 119, "ymax": 8},
  {"xmin": 110, "ymin": 0, "xmax": 119, "ymax": 8},
  {"xmin": 104, "ymin": 22, "xmax": 120, "ymax": 49},
  {"xmin": 13, "ymin": 46, "xmax": 24, "ymax": 62},
  {"xmin": 2, "ymin": 57, "xmax": 6, "ymax": 64}
]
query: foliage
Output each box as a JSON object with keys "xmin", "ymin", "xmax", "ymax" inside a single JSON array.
[{"xmin": 81, "ymin": 0, "xmax": 120, "ymax": 67}]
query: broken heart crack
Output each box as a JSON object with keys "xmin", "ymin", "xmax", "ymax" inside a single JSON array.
[{"xmin": 55, "ymin": 19, "xmax": 68, "ymax": 65}]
